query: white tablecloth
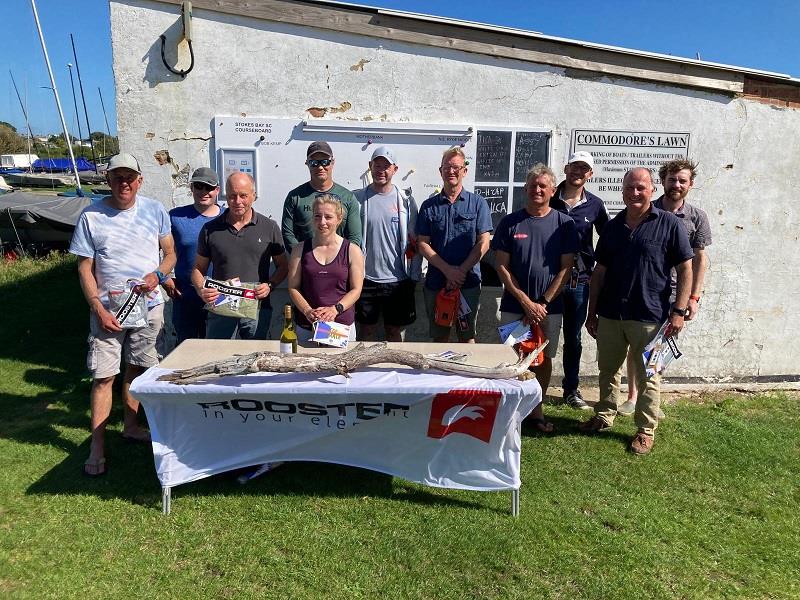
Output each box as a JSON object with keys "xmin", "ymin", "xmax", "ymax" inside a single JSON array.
[{"xmin": 131, "ymin": 366, "xmax": 541, "ymax": 491}]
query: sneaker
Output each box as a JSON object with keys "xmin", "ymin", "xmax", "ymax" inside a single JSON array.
[
  {"xmin": 564, "ymin": 389, "xmax": 591, "ymax": 411},
  {"xmin": 578, "ymin": 415, "xmax": 611, "ymax": 434},
  {"xmin": 618, "ymin": 399, "xmax": 636, "ymax": 415},
  {"xmin": 629, "ymin": 432, "xmax": 654, "ymax": 455}
]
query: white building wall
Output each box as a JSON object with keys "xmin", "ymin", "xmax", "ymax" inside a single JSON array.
[{"xmin": 111, "ymin": 0, "xmax": 800, "ymax": 381}]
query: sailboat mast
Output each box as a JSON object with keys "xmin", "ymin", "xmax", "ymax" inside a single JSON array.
[
  {"xmin": 30, "ymin": 0, "xmax": 83, "ymax": 195},
  {"xmin": 70, "ymin": 34, "xmax": 98, "ymax": 174},
  {"xmin": 9, "ymin": 71, "xmax": 36, "ymax": 171}
]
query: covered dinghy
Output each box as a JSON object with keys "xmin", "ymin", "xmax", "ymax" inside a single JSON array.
[{"xmin": 0, "ymin": 191, "xmax": 96, "ymax": 249}]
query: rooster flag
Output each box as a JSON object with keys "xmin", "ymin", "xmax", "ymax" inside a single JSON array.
[{"xmin": 427, "ymin": 389, "xmax": 501, "ymax": 443}]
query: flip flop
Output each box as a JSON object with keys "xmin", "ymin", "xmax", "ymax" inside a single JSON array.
[
  {"xmin": 528, "ymin": 417, "xmax": 555, "ymax": 434},
  {"xmin": 84, "ymin": 457, "xmax": 107, "ymax": 477},
  {"xmin": 122, "ymin": 431, "xmax": 152, "ymax": 443}
]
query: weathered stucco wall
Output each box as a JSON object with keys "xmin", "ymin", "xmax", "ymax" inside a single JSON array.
[{"xmin": 111, "ymin": 0, "xmax": 800, "ymax": 381}]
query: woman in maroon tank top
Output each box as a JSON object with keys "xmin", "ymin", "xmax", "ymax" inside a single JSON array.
[{"xmin": 287, "ymin": 194, "xmax": 364, "ymax": 342}]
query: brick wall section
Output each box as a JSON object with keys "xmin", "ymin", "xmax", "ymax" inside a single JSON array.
[{"xmin": 742, "ymin": 76, "xmax": 800, "ymax": 109}]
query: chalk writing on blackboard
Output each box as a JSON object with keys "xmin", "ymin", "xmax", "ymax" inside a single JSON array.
[
  {"xmin": 475, "ymin": 130, "xmax": 512, "ymax": 182},
  {"xmin": 475, "ymin": 185, "xmax": 509, "ymax": 228},
  {"xmin": 514, "ymin": 132, "xmax": 549, "ymax": 182}
]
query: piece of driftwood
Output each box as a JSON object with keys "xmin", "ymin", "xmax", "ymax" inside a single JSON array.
[{"xmin": 157, "ymin": 341, "xmax": 547, "ymax": 385}]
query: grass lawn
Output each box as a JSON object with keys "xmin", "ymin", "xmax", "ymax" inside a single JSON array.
[{"xmin": 0, "ymin": 255, "xmax": 798, "ymax": 599}]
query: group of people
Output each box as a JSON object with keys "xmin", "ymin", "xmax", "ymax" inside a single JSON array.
[{"xmin": 70, "ymin": 141, "xmax": 711, "ymax": 476}]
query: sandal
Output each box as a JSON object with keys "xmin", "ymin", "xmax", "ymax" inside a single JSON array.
[
  {"xmin": 527, "ymin": 417, "xmax": 555, "ymax": 434},
  {"xmin": 83, "ymin": 457, "xmax": 107, "ymax": 477}
]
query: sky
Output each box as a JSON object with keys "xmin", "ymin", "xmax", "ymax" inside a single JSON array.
[{"xmin": 2, "ymin": 0, "xmax": 799, "ymax": 137}]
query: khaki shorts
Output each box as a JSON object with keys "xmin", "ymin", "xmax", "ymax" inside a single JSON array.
[
  {"xmin": 87, "ymin": 303, "xmax": 164, "ymax": 379},
  {"xmin": 500, "ymin": 311, "xmax": 562, "ymax": 359}
]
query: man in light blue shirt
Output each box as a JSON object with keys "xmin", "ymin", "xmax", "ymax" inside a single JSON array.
[{"xmin": 69, "ymin": 153, "xmax": 176, "ymax": 477}]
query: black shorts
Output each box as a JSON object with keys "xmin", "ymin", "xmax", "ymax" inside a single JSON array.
[{"xmin": 355, "ymin": 279, "xmax": 417, "ymax": 327}]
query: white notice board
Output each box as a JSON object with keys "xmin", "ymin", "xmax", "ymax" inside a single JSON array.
[{"xmin": 212, "ymin": 117, "xmax": 551, "ymax": 224}]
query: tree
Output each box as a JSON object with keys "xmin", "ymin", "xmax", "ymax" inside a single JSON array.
[
  {"xmin": 0, "ymin": 121, "xmax": 18, "ymax": 133},
  {"xmin": 0, "ymin": 124, "xmax": 27, "ymax": 154}
]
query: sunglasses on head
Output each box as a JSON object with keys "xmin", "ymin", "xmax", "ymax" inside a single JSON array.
[
  {"xmin": 307, "ymin": 159, "xmax": 332, "ymax": 168},
  {"xmin": 192, "ymin": 182, "xmax": 216, "ymax": 192}
]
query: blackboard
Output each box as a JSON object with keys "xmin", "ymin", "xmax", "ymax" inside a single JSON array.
[
  {"xmin": 475, "ymin": 130, "xmax": 512, "ymax": 182},
  {"xmin": 474, "ymin": 185, "xmax": 509, "ymax": 228},
  {"xmin": 512, "ymin": 186, "xmax": 528, "ymax": 213},
  {"xmin": 513, "ymin": 132, "xmax": 549, "ymax": 182}
]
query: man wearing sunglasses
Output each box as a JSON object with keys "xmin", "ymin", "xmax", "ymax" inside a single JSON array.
[
  {"xmin": 165, "ymin": 167, "xmax": 223, "ymax": 343},
  {"xmin": 281, "ymin": 141, "xmax": 362, "ymax": 251}
]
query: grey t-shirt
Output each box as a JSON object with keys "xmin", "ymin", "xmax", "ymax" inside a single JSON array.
[{"xmin": 355, "ymin": 187, "xmax": 408, "ymax": 283}]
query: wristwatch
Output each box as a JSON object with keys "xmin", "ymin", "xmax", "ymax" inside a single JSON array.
[
  {"xmin": 266, "ymin": 281, "xmax": 275, "ymax": 290},
  {"xmin": 536, "ymin": 295, "xmax": 549, "ymax": 307},
  {"xmin": 671, "ymin": 306, "xmax": 689, "ymax": 318},
  {"xmin": 335, "ymin": 303, "xmax": 345, "ymax": 315}
]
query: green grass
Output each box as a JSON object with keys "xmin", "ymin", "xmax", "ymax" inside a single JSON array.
[{"xmin": 1, "ymin": 255, "xmax": 798, "ymax": 598}]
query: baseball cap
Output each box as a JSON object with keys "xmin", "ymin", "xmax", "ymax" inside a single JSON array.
[
  {"xmin": 189, "ymin": 166, "xmax": 219, "ymax": 187},
  {"xmin": 306, "ymin": 141, "xmax": 333, "ymax": 158},
  {"xmin": 567, "ymin": 151, "xmax": 594, "ymax": 170},
  {"xmin": 107, "ymin": 153, "xmax": 141, "ymax": 173},
  {"xmin": 370, "ymin": 145, "xmax": 397, "ymax": 165}
]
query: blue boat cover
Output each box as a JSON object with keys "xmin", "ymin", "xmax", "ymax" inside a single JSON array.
[{"xmin": 32, "ymin": 157, "xmax": 96, "ymax": 172}]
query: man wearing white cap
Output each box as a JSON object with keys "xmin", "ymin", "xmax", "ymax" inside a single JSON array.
[
  {"xmin": 69, "ymin": 152, "xmax": 176, "ymax": 477},
  {"xmin": 353, "ymin": 146, "xmax": 421, "ymax": 341},
  {"xmin": 549, "ymin": 151, "xmax": 609, "ymax": 410}
]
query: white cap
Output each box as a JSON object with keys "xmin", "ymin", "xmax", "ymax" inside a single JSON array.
[
  {"xmin": 107, "ymin": 153, "xmax": 141, "ymax": 173},
  {"xmin": 370, "ymin": 145, "xmax": 397, "ymax": 165},
  {"xmin": 567, "ymin": 151, "xmax": 594, "ymax": 170}
]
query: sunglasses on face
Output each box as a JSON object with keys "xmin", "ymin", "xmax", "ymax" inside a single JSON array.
[
  {"xmin": 307, "ymin": 159, "xmax": 332, "ymax": 168},
  {"xmin": 192, "ymin": 183, "xmax": 216, "ymax": 192}
]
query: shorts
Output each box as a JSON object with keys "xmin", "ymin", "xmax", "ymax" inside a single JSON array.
[
  {"xmin": 500, "ymin": 311, "xmax": 562, "ymax": 359},
  {"xmin": 87, "ymin": 303, "xmax": 165, "ymax": 379},
  {"xmin": 355, "ymin": 278, "xmax": 417, "ymax": 327},
  {"xmin": 423, "ymin": 285, "xmax": 481, "ymax": 342}
]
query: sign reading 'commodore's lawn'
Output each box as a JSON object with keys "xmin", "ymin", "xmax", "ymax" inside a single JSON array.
[{"xmin": 571, "ymin": 129, "xmax": 690, "ymax": 213}]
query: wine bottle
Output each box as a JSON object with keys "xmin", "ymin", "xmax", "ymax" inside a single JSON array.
[{"xmin": 279, "ymin": 304, "xmax": 298, "ymax": 353}]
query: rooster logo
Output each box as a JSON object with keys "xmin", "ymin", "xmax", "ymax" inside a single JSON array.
[
  {"xmin": 427, "ymin": 390, "xmax": 501, "ymax": 443},
  {"xmin": 441, "ymin": 404, "xmax": 485, "ymax": 427}
]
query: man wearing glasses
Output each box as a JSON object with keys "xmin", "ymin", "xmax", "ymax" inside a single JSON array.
[
  {"xmin": 165, "ymin": 167, "xmax": 223, "ymax": 343},
  {"xmin": 416, "ymin": 146, "xmax": 492, "ymax": 343},
  {"xmin": 281, "ymin": 141, "xmax": 362, "ymax": 251}
]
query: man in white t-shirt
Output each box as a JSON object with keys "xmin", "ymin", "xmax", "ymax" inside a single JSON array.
[
  {"xmin": 354, "ymin": 146, "xmax": 421, "ymax": 341},
  {"xmin": 69, "ymin": 153, "xmax": 176, "ymax": 477}
]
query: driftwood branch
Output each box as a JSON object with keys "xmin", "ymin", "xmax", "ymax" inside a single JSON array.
[{"xmin": 157, "ymin": 341, "xmax": 546, "ymax": 385}]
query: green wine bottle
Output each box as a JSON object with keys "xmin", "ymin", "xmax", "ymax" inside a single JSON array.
[{"xmin": 279, "ymin": 304, "xmax": 298, "ymax": 354}]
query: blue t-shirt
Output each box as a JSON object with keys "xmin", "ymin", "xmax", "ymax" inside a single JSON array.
[
  {"xmin": 491, "ymin": 208, "xmax": 578, "ymax": 314},
  {"xmin": 69, "ymin": 195, "xmax": 170, "ymax": 306},
  {"xmin": 169, "ymin": 203, "xmax": 221, "ymax": 283},
  {"xmin": 416, "ymin": 189, "xmax": 493, "ymax": 290},
  {"xmin": 595, "ymin": 206, "xmax": 694, "ymax": 323}
]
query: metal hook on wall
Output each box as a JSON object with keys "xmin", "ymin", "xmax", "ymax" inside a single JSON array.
[{"xmin": 160, "ymin": 1, "xmax": 194, "ymax": 78}]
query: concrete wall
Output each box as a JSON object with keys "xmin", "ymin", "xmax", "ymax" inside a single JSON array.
[{"xmin": 112, "ymin": 0, "xmax": 800, "ymax": 381}]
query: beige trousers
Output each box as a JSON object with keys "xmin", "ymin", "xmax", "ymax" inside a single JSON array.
[{"xmin": 595, "ymin": 317, "xmax": 661, "ymax": 436}]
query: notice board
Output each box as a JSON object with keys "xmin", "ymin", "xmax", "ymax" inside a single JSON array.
[{"xmin": 212, "ymin": 117, "xmax": 550, "ymax": 225}]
